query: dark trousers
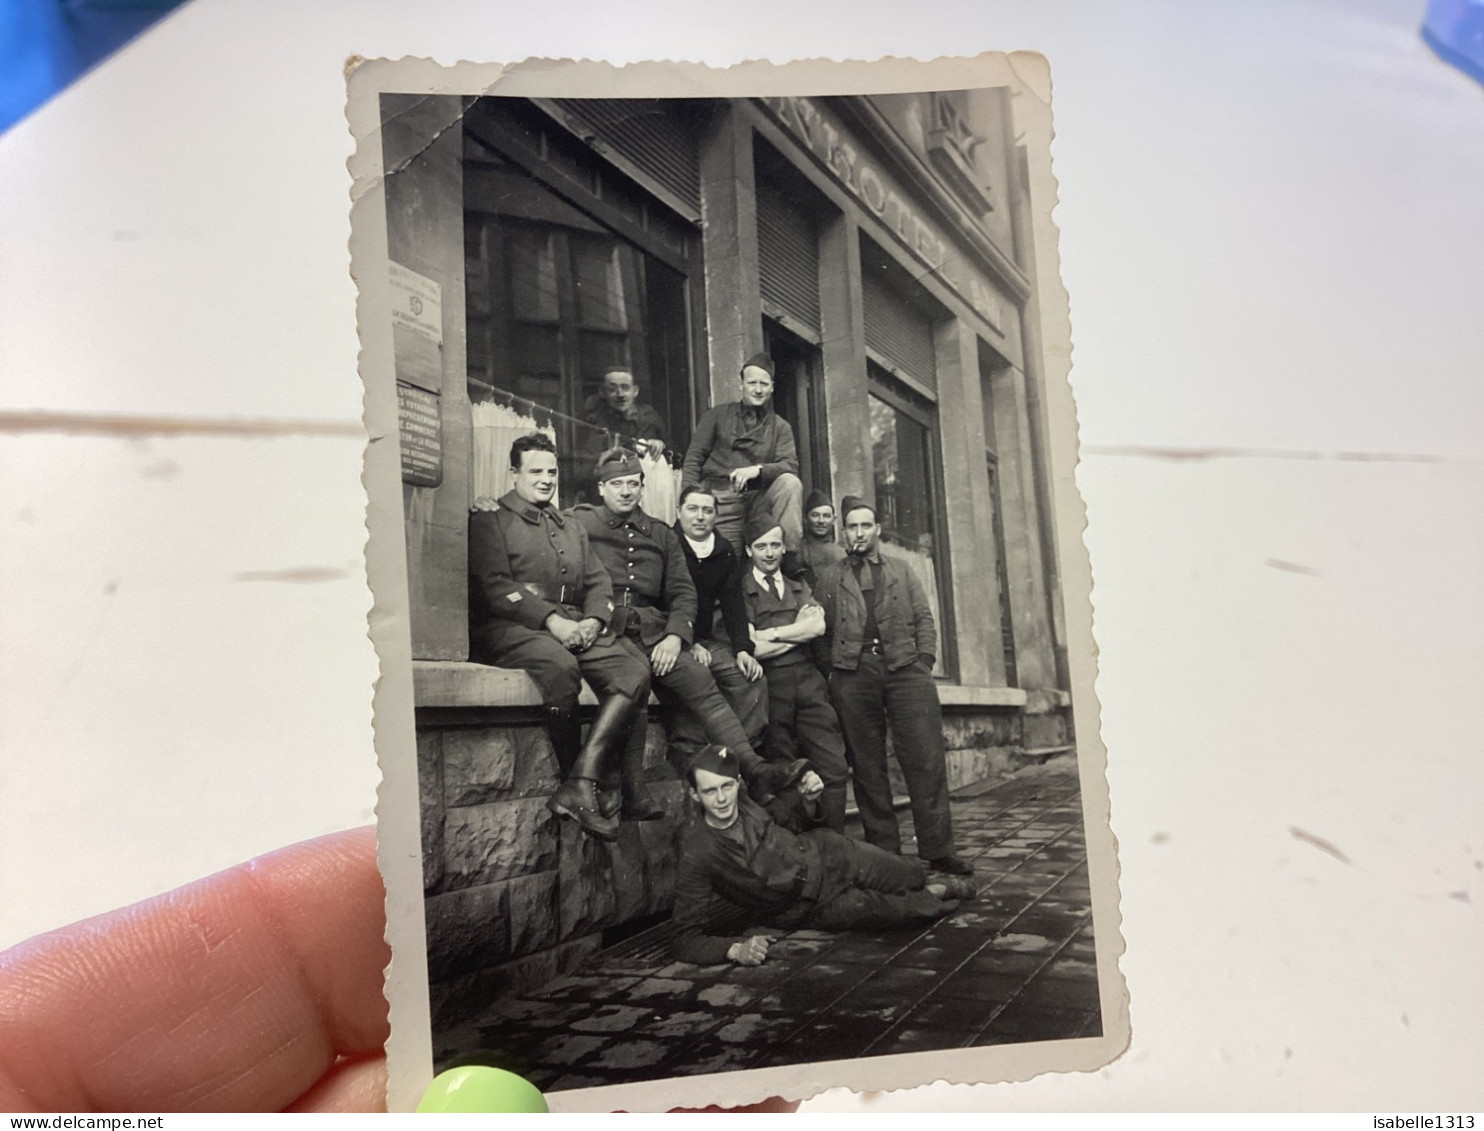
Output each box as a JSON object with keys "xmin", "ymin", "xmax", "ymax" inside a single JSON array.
[
  {"xmin": 763, "ymin": 656, "xmax": 851, "ymax": 831},
  {"xmin": 645, "ymin": 644, "xmax": 762, "ymax": 769},
  {"xmin": 830, "ymin": 652, "xmax": 955, "ymax": 861},
  {"xmin": 472, "ymin": 624, "xmax": 651, "ymax": 780},
  {"xmin": 666, "ymin": 642, "xmax": 768, "ymax": 773},
  {"xmin": 471, "ymin": 623, "xmax": 650, "ymax": 712},
  {"xmin": 787, "ymin": 830, "xmax": 946, "ymax": 931}
]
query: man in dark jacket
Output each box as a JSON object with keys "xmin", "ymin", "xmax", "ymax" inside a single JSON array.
[
  {"xmin": 740, "ymin": 513, "xmax": 851, "ymax": 832},
  {"xmin": 681, "ymin": 353, "xmax": 804, "ymax": 576},
  {"xmin": 812, "ymin": 496, "xmax": 974, "ymax": 876},
  {"xmin": 670, "ymin": 745, "xmax": 973, "ymax": 966},
  {"xmin": 467, "ymin": 432, "xmax": 651, "ymax": 842},
  {"xmin": 570, "ymin": 449, "xmax": 808, "ymax": 812},
  {"xmin": 669, "ymin": 483, "xmax": 769, "ymax": 777}
]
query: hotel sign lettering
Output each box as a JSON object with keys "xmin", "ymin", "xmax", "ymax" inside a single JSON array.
[{"xmin": 763, "ymin": 96, "xmax": 1006, "ymax": 334}]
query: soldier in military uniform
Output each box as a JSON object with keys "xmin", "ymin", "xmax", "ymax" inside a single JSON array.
[
  {"xmin": 739, "ymin": 512, "xmax": 852, "ymax": 833},
  {"xmin": 467, "ymin": 432, "xmax": 651, "ymax": 841},
  {"xmin": 570, "ymin": 448, "xmax": 810, "ymax": 809},
  {"xmin": 671, "ymin": 745, "xmax": 975, "ymax": 966}
]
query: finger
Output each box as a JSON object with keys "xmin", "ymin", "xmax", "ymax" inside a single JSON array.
[
  {"xmin": 0, "ymin": 827, "xmax": 389, "ymax": 1113},
  {"xmin": 286, "ymin": 1056, "xmax": 387, "ymax": 1113}
]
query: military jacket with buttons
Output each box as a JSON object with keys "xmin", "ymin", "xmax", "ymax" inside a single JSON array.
[
  {"xmin": 468, "ymin": 491, "xmax": 615, "ymax": 636},
  {"xmin": 569, "ymin": 503, "xmax": 697, "ymax": 649}
]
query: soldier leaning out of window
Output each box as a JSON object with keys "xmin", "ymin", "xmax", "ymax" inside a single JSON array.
[
  {"xmin": 670, "ymin": 745, "xmax": 977, "ymax": 967},
  {"xmin": 568, "ymin": 447, "xmax": 813, "ymax": 810},
  {"xmin": 579, "ymin": 365, "xmax": 668, "ymax": 470}
]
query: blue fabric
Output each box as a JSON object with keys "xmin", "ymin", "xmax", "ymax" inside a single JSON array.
[
  {"xmin": 1423, "ymin": 0, "xmax": 1484, "ymax": 85},
  {"xmin": 2, "ymin": 0, "xmax": 188, "ymax": 134}
]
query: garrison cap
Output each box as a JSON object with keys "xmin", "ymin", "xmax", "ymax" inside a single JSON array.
[
  {"xmin": 595, "ymin": 446, "xmax": 645, "ymax": 484},
  {"xmin": 805, "ymin": 489, "xmax": 832, "ymax": 514},
  {"xmin": 840, "ymin": 494, "xmax": 878, "ymax": 522},
  {"xmin": 739, "ymin": 352, "xmax": 776, "ymax": 379},
  {"xmin": 743, "ymin": 511, "xmax": 784, "ymax": 548},
  {"xmin": 691, "ymin": 743, "xmax": 741, "ymax": 781}
]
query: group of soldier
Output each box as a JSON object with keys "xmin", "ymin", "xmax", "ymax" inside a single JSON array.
[{"xmin": 468, "ymin": 353, "xmax": 978, "ymax": 966}]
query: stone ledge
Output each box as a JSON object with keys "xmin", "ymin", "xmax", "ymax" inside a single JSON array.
[
  {"xmin": 416, "ymin": 660, "xmax": 1031, "ymax": 711},
  {"xmin": 938, "ymin": 684, "xmax": 1028, "ymax": 708}
]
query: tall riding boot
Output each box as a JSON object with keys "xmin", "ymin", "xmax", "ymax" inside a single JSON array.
[
  {"xmin": 545, "ymin": 706, "xmax": 582, "ymax": 778},
  {"xmin": 547, "ymin": 693, "xmax": 635, "ymax": 841},
  {"xmin": 619, "ymin": 705, "xmax": 664, "ymax": 821}
]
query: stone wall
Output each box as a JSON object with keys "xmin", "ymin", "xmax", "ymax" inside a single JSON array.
[
  {"xmin": 418, "ymin": 697, "xmax": 1070, "ymax": 1029},
  {"xmin": 419, "ymin": 716, "xmax": 686, "ymax": 1031}
]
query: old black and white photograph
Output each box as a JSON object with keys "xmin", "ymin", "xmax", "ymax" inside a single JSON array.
[{"xmin": 351, "ymin": 54, "xmax": 1124, "ymax": 1111}]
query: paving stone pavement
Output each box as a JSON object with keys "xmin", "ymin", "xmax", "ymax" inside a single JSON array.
[{"xmin": 437, "ymin": 760, "xmax": 1103, "ymax": 1093}]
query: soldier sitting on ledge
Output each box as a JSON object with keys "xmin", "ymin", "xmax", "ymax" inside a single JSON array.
[
  {"xmin": 467, "ymin": 432, "xmax": 651, "ymax": 842},
  {"xmin": 569, "ymin": 448, "xmax": 812, "ymax": 813},
  {"xmin": 670, "ymin": 745, "xmax": 976, "ymax": 967}
]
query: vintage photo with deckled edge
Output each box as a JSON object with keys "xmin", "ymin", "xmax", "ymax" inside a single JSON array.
[{"xmin": 349, "ymin": 53, "xmax": 1126, "ymax": 1112}]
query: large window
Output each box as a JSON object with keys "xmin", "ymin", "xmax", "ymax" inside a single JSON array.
[
  {"xmin": 868, "ymin": 367, "xmax": 953, "ymax": 676},
  {"xmin": 464, "ymin": 128, "xmax": 694, "ymax": 505}
]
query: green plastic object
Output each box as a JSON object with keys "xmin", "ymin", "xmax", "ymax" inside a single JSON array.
[{"xmin": 415, "ymin": 1065, "xmax": 550, "ymax": 1113}]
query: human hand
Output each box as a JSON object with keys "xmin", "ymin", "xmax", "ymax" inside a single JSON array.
[
  {"xmin": 728, "ymin": 465, "xmax": 761, "ymax": 492},
  {"xmin": 799, "ymin": 604, "xmax": 826, "ymax": 627},
  {"xmin": 545, "ymin": 614, "xmax": 585, "ymax": 651},
  {"xmin": 736, "ymin": 650, "xmax": 763, "ymax": 682},
  {"xmin": 688, "ymin": 642, "xmax": 712, "ymax": 667},
  {"xmin": 575, "ymin": 617, "xmax": 603, "ymax": 649},
  {"xmin": 470, "ymin": 496, "xmax": 500, "ymax": 512},
  {"xmin": 651, "ymin": 634, "xmax": 683, "ymax": 677},
  {"xmin": 0, "ymin": 828, "xmax": 389, "ymax": 1113},
  {"xmin": 796, "ymin": 771, "xmax": 825, "ymax": 801},
  {"xmin": 726, "ymin": 935, "xmax": 775, "ymax": 966}
]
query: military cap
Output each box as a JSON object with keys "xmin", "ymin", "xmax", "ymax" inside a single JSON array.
[
  {"xmin": 691, "ymin": 743, "xmax": 741, "ymax": 781},
  {"xmin": 743, "ymin": 510, "xmax": 784, "ymax": 548},
  {"xmin": 805, "ymin": 488, "xmax": 832, "ymax": 514},
  {"xmin": 595, "ymin": 446, "xmax": 645, "ymax": 484},
  {"xmin": 739, "ymin": 351, "xmax": 776, "ymax": 379},
  {"xmin": 839, "ymin": 494, "xmax": 878, "ymax": 522}
]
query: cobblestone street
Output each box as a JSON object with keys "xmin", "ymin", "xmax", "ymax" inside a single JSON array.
[{"xmin": 437, "ymin": 759, "xmax": 1102, "ymax": 1093}]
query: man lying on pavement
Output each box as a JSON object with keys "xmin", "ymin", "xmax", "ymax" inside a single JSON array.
[{"xmin": 670, "ymin": 744, "xmax": 977, "ymax": 966}]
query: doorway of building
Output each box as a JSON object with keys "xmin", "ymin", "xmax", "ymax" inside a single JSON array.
[{"xmin": 763, "ymin": 319, "xmax": 829, "ymax": 502}]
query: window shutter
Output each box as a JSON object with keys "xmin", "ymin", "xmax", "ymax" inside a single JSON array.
[
  {"xmin": 756, "ymin": 175, "xmax": 821, "ymax": 333},
  {"xmin": 550, "ymin": 99, "xmax": 701, "ymax": 215},
  {"xmin": 863, "ymin": 267, "xmax": 937, "ymax": 392}
]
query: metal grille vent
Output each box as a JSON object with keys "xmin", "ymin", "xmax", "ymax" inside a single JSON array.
[
  {"xmin": 863, "ymin": 265, "xmax": 937, "ymax": 392},
  {"xmin": 757, "ymin": 175, "xmax": 821, "ymax": 332},
  {"xmin": 551, "ymin": 99, "xmax": 702, "ymax": 215}
]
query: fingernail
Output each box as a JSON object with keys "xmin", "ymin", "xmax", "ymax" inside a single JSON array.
[{"xmin": 416, "ymin": 1065, "xmax": 549, "ymax": 1113}]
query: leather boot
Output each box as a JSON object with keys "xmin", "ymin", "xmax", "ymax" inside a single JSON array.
[
  {"xmin": 619, "ymin": 710, "xmax": 664, "ymax": 821},
  {"xmin": 545, "ymin": 706, "xmax": 582, "ymax": 778},
  {"xmin": 546, "ymin": 693, "xmax": 634, "ymax": 841}
]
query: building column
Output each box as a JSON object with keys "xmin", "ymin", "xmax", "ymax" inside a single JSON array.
[
  {"xmin": 933, "ymin": 318, "xmax": 1007, "ymax": 688},
  {"xmin": 816, "ymin": 213, "xmax": 872, "ymax": 508},
  {"xmin": 383, "ymin": 94, "xmax": 471, "ymax": 662},
  {"xmin": 698, "ymin": 105, "xmax": 764, "ymax": 407},
  {"xmin": 990, "ymin": 364, "xmax": 1057, "ymax": 693}
]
